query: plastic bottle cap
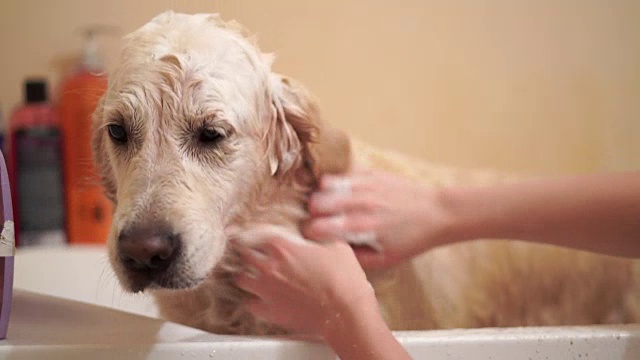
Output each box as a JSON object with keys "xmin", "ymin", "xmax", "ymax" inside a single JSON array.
[{"xmin": 25, "ymin": 80, "xmax": 48, "ymax": 104}]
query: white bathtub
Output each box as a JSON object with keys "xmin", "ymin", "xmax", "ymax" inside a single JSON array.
[
  {"xmin": 8, "ymin": 245, "xmax": 640, "ymax": 359},
  {"xmin": 13, "ymin": 244, "xmax": 159, "ymax": 319}
]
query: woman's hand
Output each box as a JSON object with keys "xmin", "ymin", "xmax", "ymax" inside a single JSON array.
[
  {"xmin": 234, "ymin": 225, "xmax": 378, "ymax": 336},
  {"xmin": 302, "ymin": 169, "xmax": 451, "ymax": 269},
  {"xmin": 233, "ymin": 225, "xmax": 413, "ymax": 360}
]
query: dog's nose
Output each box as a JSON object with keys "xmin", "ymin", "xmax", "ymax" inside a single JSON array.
[{"xmin": 118, "ymin": 226, "xmax": 179, "ymax": 272}]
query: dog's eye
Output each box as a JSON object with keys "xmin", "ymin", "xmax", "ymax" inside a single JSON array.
[
  {"xmin": 198, "ymin": 128, "xmax": 223, "ymax": 144},
  {"xmin": 107, "ymin": 124, "xmax": 128, "ymax": 145}
]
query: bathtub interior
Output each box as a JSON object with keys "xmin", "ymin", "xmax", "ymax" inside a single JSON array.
[
  {"xmin": 14, "ymin": 244, "xmax": 159, "ymax": 318},
  {"xmin": 10, "ymin": 245, "xmax": 640, "ymax": 359}
]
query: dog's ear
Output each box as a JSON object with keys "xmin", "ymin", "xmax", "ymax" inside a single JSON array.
[
  {"xmin": 266, "ymin": 74, "xmax": 352, "ymax": 181},
  {"xmin": 91, "ymin": 97, "xmax": 117, "ymax": 203}
]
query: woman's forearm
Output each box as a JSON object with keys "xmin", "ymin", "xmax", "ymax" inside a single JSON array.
[
  {"xmin": 439, "ymin": 171, "xmax": 640, "ymax": 258},
  {"xmin": 322, "ymin": 297, "xmax": 412, "ymax": 360}
]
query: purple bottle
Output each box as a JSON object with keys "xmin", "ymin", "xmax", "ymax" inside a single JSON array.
[{"xmin": 0, "ymin": 150, "xmax": 14, "ymax": 339}]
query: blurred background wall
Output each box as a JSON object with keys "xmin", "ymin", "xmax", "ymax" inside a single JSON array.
[{"xmin": 1, "ymin": 0, "xmax": 638, "ymax": 175}]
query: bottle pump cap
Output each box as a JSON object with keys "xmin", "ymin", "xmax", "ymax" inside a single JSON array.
[
  {"xmin": 24, "ymin": 79, "xmax": 47, "ymax": 104},
  {"xmin": 78, "ymin": 25, "xmax": 120, "ymax": 73}
]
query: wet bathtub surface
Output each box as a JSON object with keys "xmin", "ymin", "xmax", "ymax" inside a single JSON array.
[
  {"xmin": 7, "ymin": 245, "xmax": 640, "ymax": 359},
  {"xmin": 2, "ymin": 290, "xmax": 639, "ymax": 360}
]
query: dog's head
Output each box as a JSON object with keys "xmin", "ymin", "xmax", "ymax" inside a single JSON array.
[{"xmin": 92, "ymin": 12, "xmax": 350, "ymax": 292}]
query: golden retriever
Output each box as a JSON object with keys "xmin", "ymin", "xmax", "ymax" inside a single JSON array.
[{"xmin": 91, "ymin": 11, "xmax": 640, "ymax": 335}]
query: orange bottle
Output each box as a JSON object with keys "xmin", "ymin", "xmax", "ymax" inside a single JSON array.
[{"xmin": 57, "ymin": 28, "xmax": 112, "ymax": 244}]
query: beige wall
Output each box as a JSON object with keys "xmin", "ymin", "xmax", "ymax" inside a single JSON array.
[{"xmin": 1, "ymin": 0, "xmax": 638, "ymax": 175}]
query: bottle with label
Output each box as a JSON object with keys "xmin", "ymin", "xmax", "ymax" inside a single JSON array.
[
  {"xmin": 0, "ymin": 147, "xmax": 15, "ymax": 339},
  {"xmin": 57, "ymin": 26, "xmax": 114, "ymax": 244},
  {"xmin": 8, "ymin": 79, "xmax": 66, "ymax": 247}
]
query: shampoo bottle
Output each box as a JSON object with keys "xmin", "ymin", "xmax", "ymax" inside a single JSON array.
[
  {"xmin": 57, "ymin": 27, "xmax": 113, "ymax": 245},
  {"xmin": 8, "ymin": 79, "xmax": 66, "ymax": 247},
  {"xmin": 0, "ymin": 148, "xmax": 15, "ymax": 339}
]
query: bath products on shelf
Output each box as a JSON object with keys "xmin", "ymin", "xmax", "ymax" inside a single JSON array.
[
  {"xmin": 8, "ymin": 79, "xmax": 66, "ymax": 247},
  {"xmin": 57, "ymin": 27, "xmax": 113, "ymax": 244}
]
